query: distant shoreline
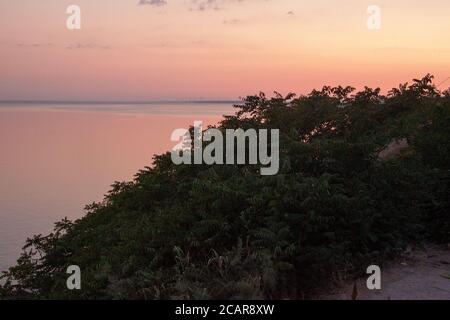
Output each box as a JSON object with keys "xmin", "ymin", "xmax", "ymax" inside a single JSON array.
[{"xmin": 0, "ymin": 100, "xmax": 241, "ymax": 106}]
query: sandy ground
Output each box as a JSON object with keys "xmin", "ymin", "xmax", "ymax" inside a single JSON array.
[{"xmin": 321, "ymin": 245, "xmax": 450, "ymax": 300}]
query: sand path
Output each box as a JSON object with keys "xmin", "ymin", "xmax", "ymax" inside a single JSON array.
[{"xmin": 322, "ymin": 245, "xmax": 450, "ymax": 300}]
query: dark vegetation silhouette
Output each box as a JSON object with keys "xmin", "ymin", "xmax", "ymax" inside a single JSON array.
[{"xmin": 1, "ymin": 75, "xmax": 449, "ymax": 299}]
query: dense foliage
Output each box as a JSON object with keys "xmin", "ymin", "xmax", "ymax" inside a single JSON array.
[{"xmin": 1, "ymin": 75, "xmax": 449, "ymax": 299}]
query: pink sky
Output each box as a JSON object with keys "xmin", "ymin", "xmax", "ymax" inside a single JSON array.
[{"xmin": 1, "ymin": 0, "xmax": 449, "ymax": 101}]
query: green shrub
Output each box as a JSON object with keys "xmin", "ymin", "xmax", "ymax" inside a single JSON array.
[{"xmin": 1, "ymin": 75, "xmax": 449, "ymax": 299}]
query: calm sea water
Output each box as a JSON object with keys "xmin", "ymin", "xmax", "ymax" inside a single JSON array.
[{"xmin": 0, "ymin": 102, "xmax": 234, "ymax": 272}]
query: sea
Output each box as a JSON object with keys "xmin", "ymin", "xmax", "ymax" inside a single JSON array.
[{"xmin": 0, "ymin": 102, "xmax": 235, "ymax": 272}]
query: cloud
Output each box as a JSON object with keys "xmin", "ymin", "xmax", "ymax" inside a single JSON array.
[
  {"xmin": 138, "ymin": 0, "xmax": 167, "ymax": 6},
  {"xmin": 189, "ymin": 0, "xmax": 245, "ymax": 11},
  {"xmin": 14, "ymin": 42, "xmax": 111, "ymax": 50},
  {"xmin": 223, "ymin": 19, "xmax": 244, "ymax": 25},
  {"xmin": 16, "ymin": 42, "xmax": 54, "ymax": 48},
  {"xmin": 65, "ymin": 43, "xmax": 111, "ymax": 50},
  {"xmin": 142, "ymin": 39, "xmax": 212, "ymax": 49},
  {"xmin": 138, "ymin": 0, "xmax": 261, "ymax": 12},
  {"xmin": 190, "ymin": 0, "xmax": 219, "ymax": 11}
]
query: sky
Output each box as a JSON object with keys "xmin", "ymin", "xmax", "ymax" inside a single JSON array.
[{"xmin": 0, "ymin": 0, "xmax": 449, "ymax": 101}]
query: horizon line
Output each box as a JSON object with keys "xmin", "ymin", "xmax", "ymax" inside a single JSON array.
[{"xmin": 0, "ymin": 99, "xmax": 242, "ymax": 105}]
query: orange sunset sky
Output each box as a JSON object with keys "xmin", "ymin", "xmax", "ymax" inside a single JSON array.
[{"xmin": 0, "ymin": 0, "xmax": 449, "ymax": 101}]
